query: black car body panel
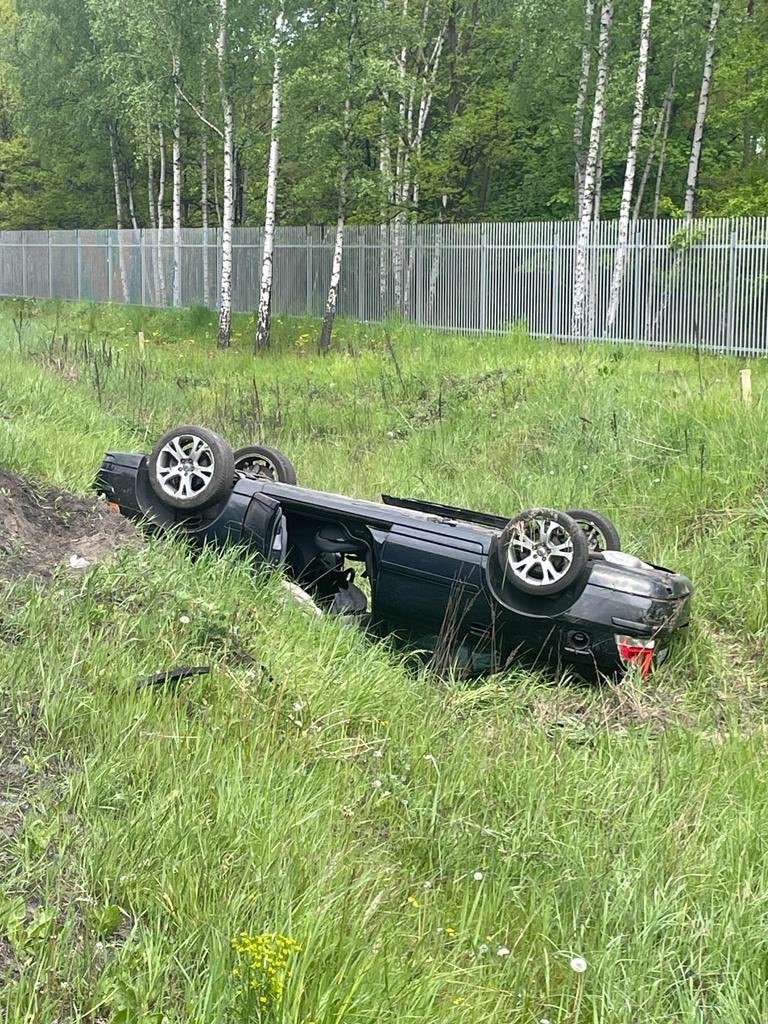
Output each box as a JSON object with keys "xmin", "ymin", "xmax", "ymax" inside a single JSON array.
[{"xmin": 96, "ymin": 451, "xmax": 693, "ymax": 678}]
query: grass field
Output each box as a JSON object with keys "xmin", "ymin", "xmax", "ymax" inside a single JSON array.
[{"xmin": 1, "ymin": 298, "xmax": 768, "ymax": 1023}]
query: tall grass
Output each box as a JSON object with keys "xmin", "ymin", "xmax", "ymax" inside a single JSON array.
[{"xmin": 1, "ymin": 300, "xmax": 767, "ymax": 1022}]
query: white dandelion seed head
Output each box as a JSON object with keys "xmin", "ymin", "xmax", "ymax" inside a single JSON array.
[
  {"xmin": 570, "ymin": 956, "xmax": 588, "ymax": 974},
  {"xmin": 178, "ymin": 615, "xmax": 190, "ymax": 624},
  {"xmin": 292, "ymin": 700, "xmax": 304, "ymax": 712},
  {"xmin": 478, "ymin": 943, "xmax": 489, "ymax": 954},
  {"xmin": 373, "ymin": 749, "xmax": 384, "ymax": 759},
  {"xmin": 497, "ymin": 946, "xmax": 510, "ymax": 957},
  {"xmin": 473, "ymin": 870, "xmax": 484, "ymax": 881},
  {"xmin": 372, "ymin": 779, "xmax": 383, "ymax": 789}
]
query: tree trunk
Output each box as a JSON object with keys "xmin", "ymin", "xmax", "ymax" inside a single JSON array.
[
  {"xmin": 319, "ymin": 97, "xmax": 350, "ymax": 352},
  {"xmin": 427, "ymin": 193, "xmax": 447, "ymax": 320},
  {"xmin": 684, "ymin": 0, "xmax": 720, "ymax": 221},
  {"xmin": 571, "ymin": 0, "xmax": 613, "ymax": 336},
  {"xmin": 606, "ymin": 0, "xmax": 653, "ymax": 332},
  {"xmin": 574, "ymin": 0, "xmax": 595, "ymax": 216},
  {"xmin": 201, "ymin": 81, "xmax": 210, "ymax": 307},
  {"xmin": 255, "ymin": 14, "xmax": 284, "ymax": 349},
  {"xmin": 147, "ymin": 135, "xmax": 159, "ymax": 304},
  {"xmin": 108, "ymin": 122, "xmax": 130, "ymax": 303},
  {"xmin": 652, "ymin": 76, "xmax": 674, "ymax": 220},
  {"xmin": 379, "ymin": 97, "xmax": 391, "ymax": 313},
  {"xmin": 172, "ymin": 54, "xmax": 182, "ymax": 307},
  {"xmin": 217, "ymin": 0, "xmax": 235, "ymax": 348},
  {"xmin": 157, "ymin": 124, "xmax": 167, "ymax": 304},
  {"xmin": 126, "ymin": 176, "xmax": 139, "ymax": 230}
]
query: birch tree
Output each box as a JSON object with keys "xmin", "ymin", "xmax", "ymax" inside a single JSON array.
[
  {"xmin": 319, "ymin": 95, "xmax": 350, "ymax": 352},
  {"xmin": 684, "ymin": 0, "xmax": 720, "ymax": 220},
  {"xmin": 217, "ymin": 0, "xmax": 235, "ymax": 348},
  {"xmin": 171, "ymin": 53, "xmax": 182, "ymax": 306},
  {"xmin": 255, "ymin": 13, "xmax": 286, "ymax": 349},
  {"xmin": 571, "ymin": 0, "xmax": 613, "ymax": 337},
  {"xmin": 606, "ymin": 0, "xmax": 653, "ymax": 332},
  {"xmin": 107, "ymin": 120, "xmax": 130, "ymax": 302},
  {"xmin": 573, "ymin": 0, "xmax": 595, "ymax": 216}
]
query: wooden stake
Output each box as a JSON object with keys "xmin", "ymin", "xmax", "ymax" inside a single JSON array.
[
  {"xmin": 138, "ymin": 330, "xmax": 146, "ymax": 357},
  {"xmin": 739, "ymin": 367, "xmax": 752, "ymax": 403}
]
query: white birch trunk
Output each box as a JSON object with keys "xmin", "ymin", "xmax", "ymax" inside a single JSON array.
[
  {"xmin": 319, "ymin": 97, "xmax": 350, "ymax": 352},
  {"xmin": 108, "ymin": 123, "xmax": 130, "ymax": 303},
  {"xmin": 147, "ymin": 135, "xmax": 159, "ymax": 304},
  {"xmin": 255, "ymin": 14, "xmax": 284, "ymax": 349},
  {"xmin": 571, "ymin": 0, "xmax": 613, "ymax": 336},
  {"xmin": 172, "ymin": 55, "xmax": 182, "ymax": 307},
  {"xmin": 156, "ymin": 124, "xmax": 167, "ymax": 304},
  {"xmin": 606, "ymin": 0, "xmax": 653, "ymax": 332},
  {"xmin": 201, "ymin": 81, "xmax": 210, "ymax": 307},
  {"xmin": 379, "ymin": 96, "xmax": 391, "ymax": 311},
  {"xmin": 427, "ymin": 193, "xmax": 447, "ymax": 320},
  {"xmin": 217, "ymin": 0, "xmax": 235, "ymax": 348},
  {"xmin": 127, "ymin": 178, "xmax": 138, "ymax": 230},
  {"xmin": 574, "ymin": 0, "xmax": 595, "ymax": 216},
  {"xmin": 684, "ymin": 0, "xmax": 720, "ymax": 221}
]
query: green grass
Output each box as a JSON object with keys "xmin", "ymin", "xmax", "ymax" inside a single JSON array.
[{"xmin": 1, "ymin": 299, "xmax": 768, "ymax": 1023}]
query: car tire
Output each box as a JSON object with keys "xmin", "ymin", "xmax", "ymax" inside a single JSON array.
[
  {"xmin": 566, "ymin": 508, "xmax": 621, "ymax": 553},
  {"xmin": 148, "ymin": 424, "xmax": 235, "ymax": 511},
  {"xmin": 233, "ymin": 444, "xmax": 298, "ymax": 485},
  {"xmin": 496, "ymin": 508, "xmax": 589, "ymax": 596}
]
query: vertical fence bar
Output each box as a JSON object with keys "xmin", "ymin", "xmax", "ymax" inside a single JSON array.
[
  {"xmin": 306, "ymin": 226, "xmax": 312, "ymax": 314},
  {"xmin": 726, "ymin": 226, "xmax": 736, "ymax": 354},
  {"xmin": 357, "ymin": 229, "xmax": 365, "ymax": 321},
  {"xmin": 76, "ymin": 229, "xmax": 82, "ymax": 301},
  {"xmin": 47, "ymin": 230, "xmax": 53, "ymax": 299},
  {"xmin": 140, "ymin": 230, "xmax": 147, "ymax": 306},
  {"xmin": 479, "ymin": 222, "xmax": 488, "ymax": 333},
  {"xmin": 21, "ymin": 232, "xmax": 27, "ymax": 297}
]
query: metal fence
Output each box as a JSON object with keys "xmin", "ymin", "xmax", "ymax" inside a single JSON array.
[{"xmin": 1, "ymin": 219, "xmax": 767, "ymax": 354}]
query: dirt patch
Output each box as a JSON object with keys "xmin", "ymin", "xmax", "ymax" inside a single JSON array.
[{"xmin": 0, "ymin": 467, "xmax": 137, "ymax": 585}]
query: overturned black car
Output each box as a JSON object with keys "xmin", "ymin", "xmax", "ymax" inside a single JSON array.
[{"xmin": 95, "ymin": 424, "xmax": 693, "ymax": 680}]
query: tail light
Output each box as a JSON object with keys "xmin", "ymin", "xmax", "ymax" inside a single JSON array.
[{"xmin": 615, "ymin": 634, "xmax": 655, "ymax": 677}]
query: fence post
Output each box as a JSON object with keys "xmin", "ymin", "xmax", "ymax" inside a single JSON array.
[
  {"xmin": 551, "ymin": 224, "xmax": 560, "ymax": 336},
  {"xmin": 76, "ymin": 229, "xmax": 82, "ymax": 301},
  {"xmin": 306, "ymin": 226, "xmax": 312, "ymax": 314},
  {"xmin": 633, "ymin": 223, "xmax": 642, "ymax": 342},
  {"xmin": 48, "ymin": 230, "xmax": 53, "ymax": 299},
  {"xmin": 140, "ymin": 230, "xmax": 147, "ymax": 306},
  {"xmin": 479, "ymin": 222, "xmax": 488, "ymax": 332},
  {"xmin": 21, "ymin": 232, "xmax": 27, "ymax": 297},
  {"xmin": 726, "ymin": 226, "xmax": 737, "ymax": 353},
  {"xmin": 357, "ymin": 229, "xmax": 365, "ymax": 321}
]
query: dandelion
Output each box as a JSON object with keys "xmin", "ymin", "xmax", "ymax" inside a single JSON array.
[
  {"xmin": 406, "ymin": 895, "xmax": 420, "ymax": 908},
  {"xmin": 179, "ymin": 614, "xmax": 190, "ymax": 624},
  {"xmin": 570, "ymin": 956, "xmax": 588, "ymax": 974},
  {"xmin": 473, "ymin": 870, "xmax": 484, "ymax": 881},
  {"xmin": 540, "ymin": 1019, "xmax": 551, "ymax": 1024},
  {"xmin": 478, "ymin": 943, "xmax": 489, "ymax": 954},
  {"xmin": 372, "ymin": 779, "xmax": 383, "ymax": 789},
  {"xmin": 445, "ymin": 926, "xmax": 457, "ymax": 937},
  {"xmin": 292, "ymin": 700, "xmax": 304, "ymax": 712},
  {"xmin": 373, "ymin": 749, "xmax": 384, "ymax": 759},
  {"xmin": 497, "ymin": 946, "xmax": 510, "ymax": 957}
]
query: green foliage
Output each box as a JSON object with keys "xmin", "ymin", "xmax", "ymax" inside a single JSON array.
[{"xmin": 1, "ymin": 0, "xmax": 767, "ymax": 229}]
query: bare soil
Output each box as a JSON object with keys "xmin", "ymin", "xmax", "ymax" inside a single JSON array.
[{"xmin": 0, "ymin": 467, "xmax": 137, "ymax": 584}]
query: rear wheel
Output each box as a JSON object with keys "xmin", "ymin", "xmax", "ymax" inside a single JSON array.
[
  {"xmin": 233, "ymin": 444, "xmax": 298, "ymax": 485},
  {"xmin": 566, "ymin": 508, "xmax": 621, "ymax": 553},
  {"xmin": 148, "ymin": 424, "xmax": 235, "ymax": 510},
  {"xmin": 496, "ymin": 508, "xmax": 588, "ymax": 596}
]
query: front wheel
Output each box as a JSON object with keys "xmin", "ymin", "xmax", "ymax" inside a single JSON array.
[
  {"xmin": 148, "ymin": 424, "xmax": 235, "ymax": 510},
  {"xmin": 233, "ymin": 444, "xmax": 298, "ymax": 485},
  {"xmin": 496, "ymin": 508, "xmax": 588, "ymax": 596},
  {"xmin": 566, "ymin": 508, "xmax": 621, "ymax": 553}
]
